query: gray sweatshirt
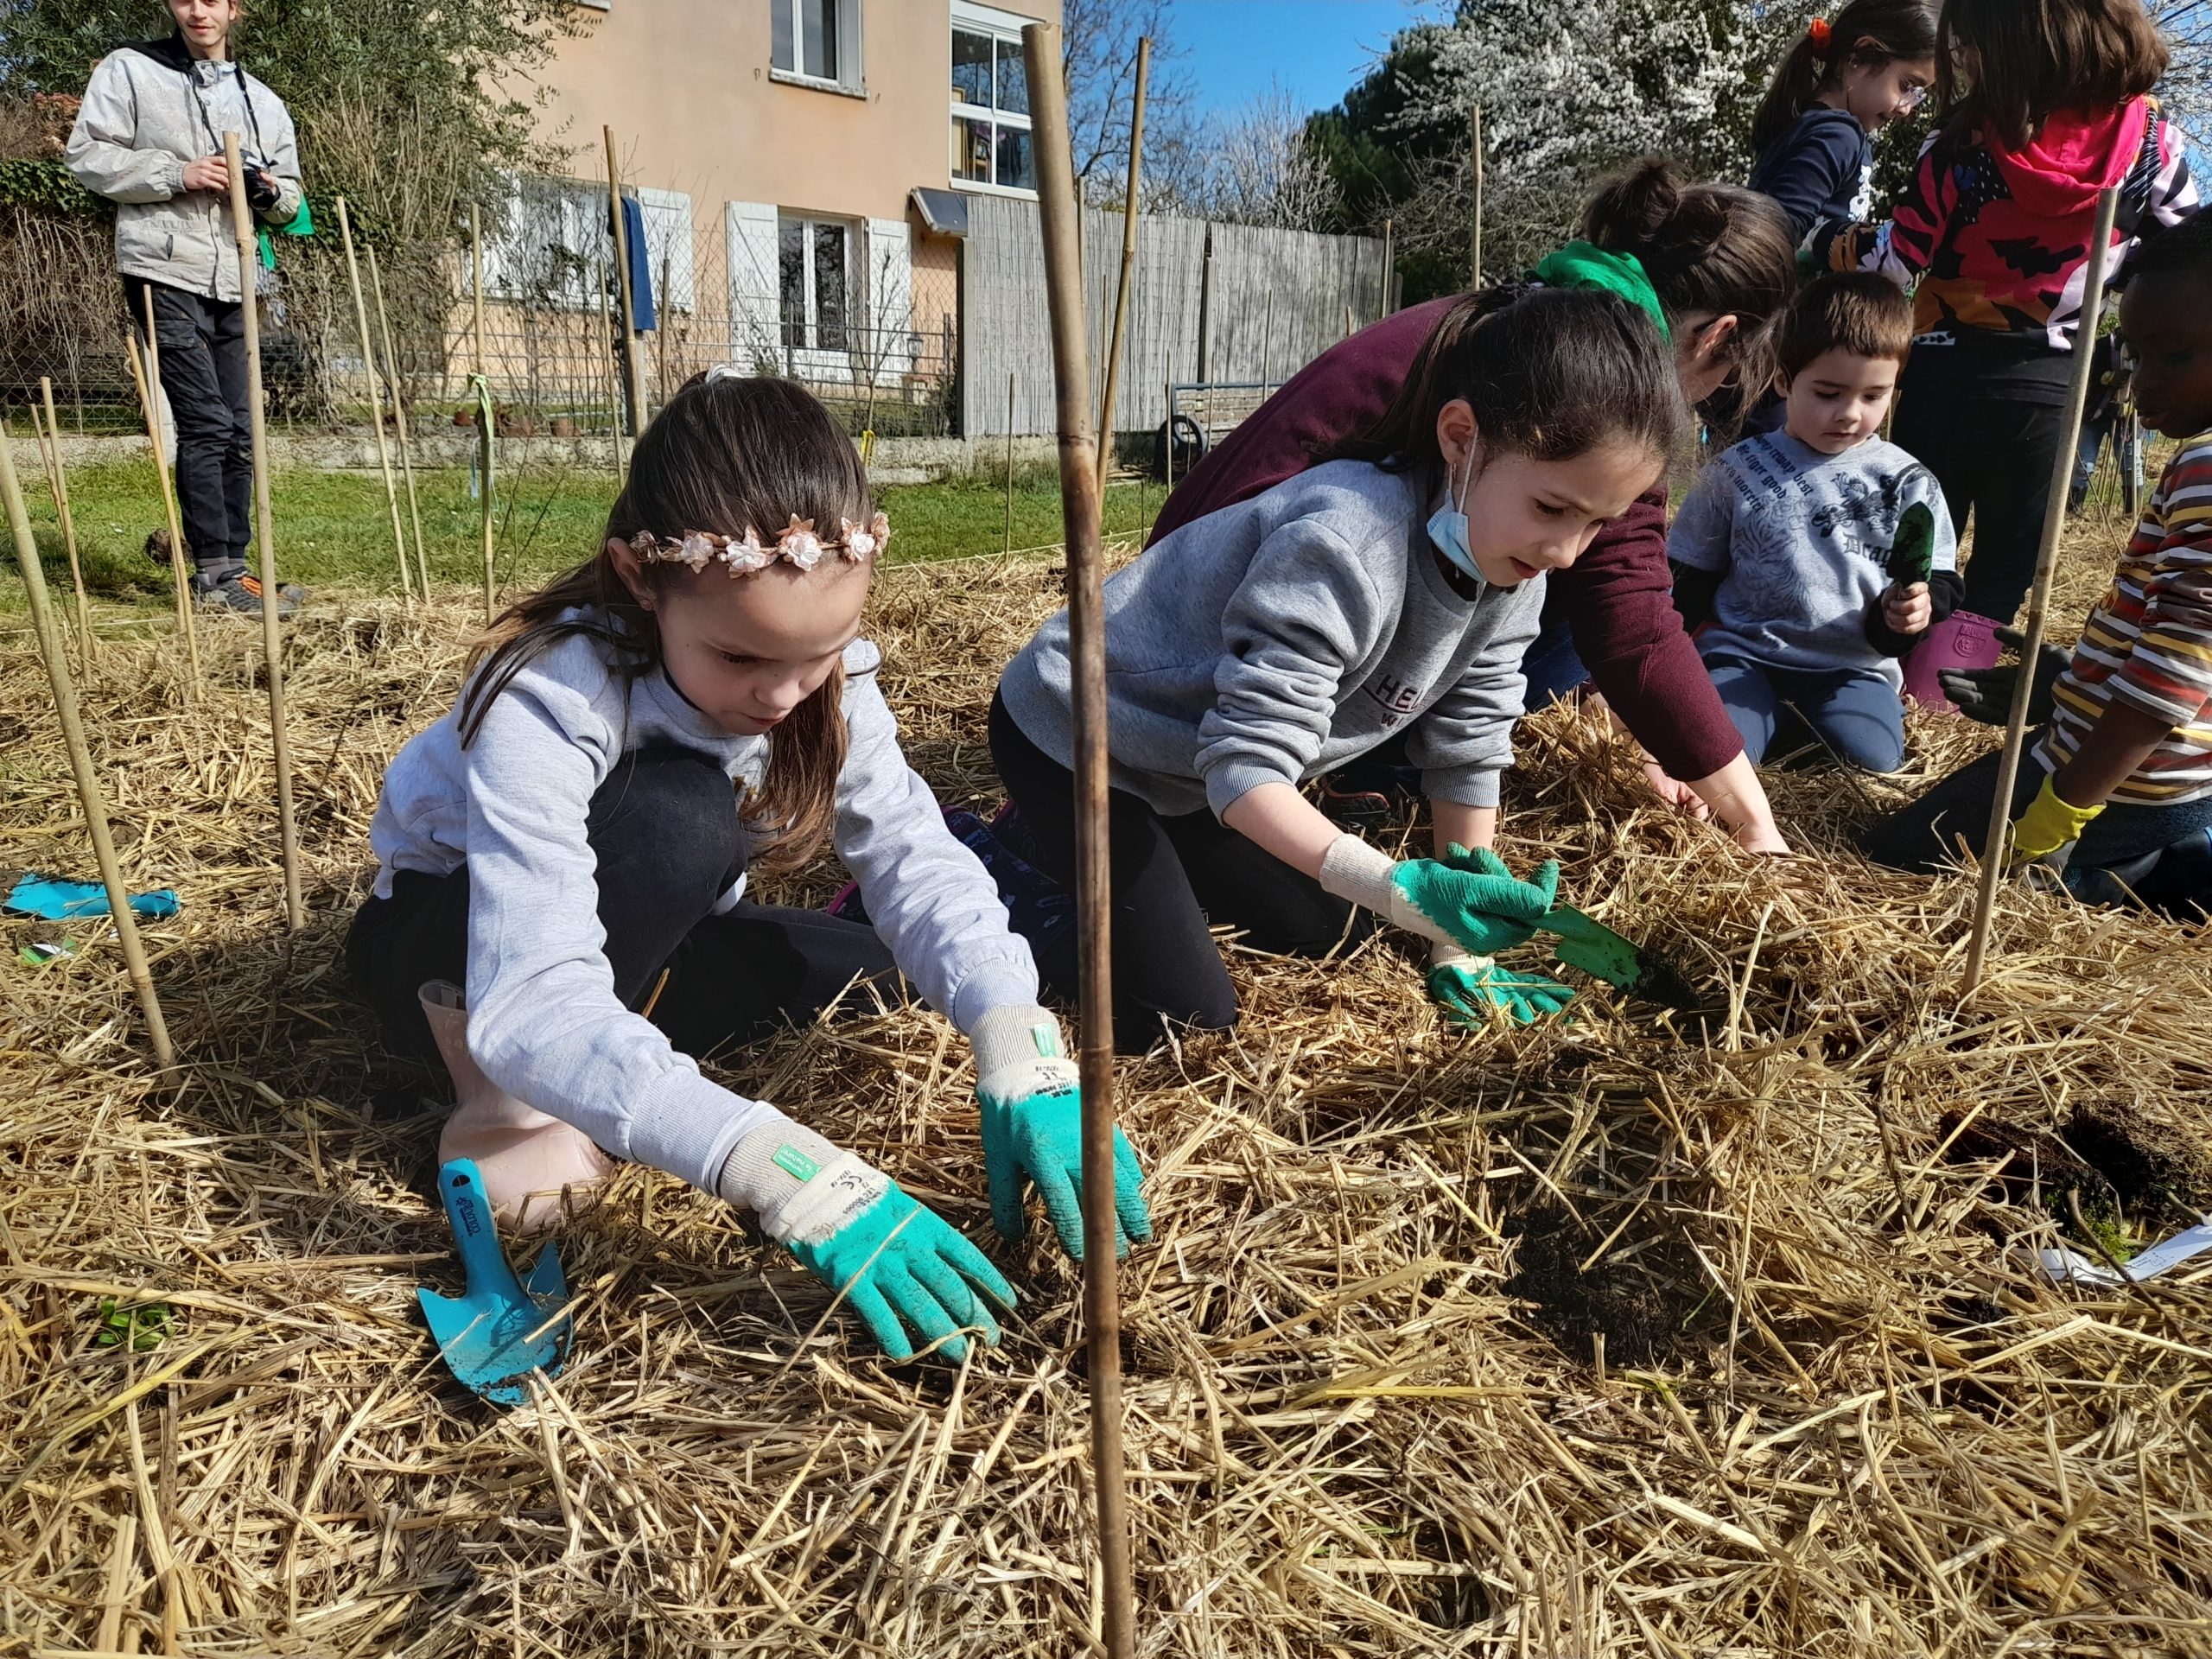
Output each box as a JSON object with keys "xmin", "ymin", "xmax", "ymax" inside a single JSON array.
[
  {"xmin": 66, "ymin": 43, "xmax": 303, "ymax": 304},
  {"xmin": 1000, "ymin": 459, "xmax": 1546, "ymax": 816},
  {"xmin": 1667, "ymin": 431, "xmax": 1956, "ymax": 685},
  {"xmin": 368, "ymin": 627, "xmax": 1039, "ymax": 1194}
]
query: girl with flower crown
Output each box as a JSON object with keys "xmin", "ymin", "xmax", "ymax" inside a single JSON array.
[{"xmin": 348, "ymin": 370, "xmax": 1147, "ymax": 1367}]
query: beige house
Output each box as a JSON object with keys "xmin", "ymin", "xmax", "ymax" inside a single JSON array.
[{"xmin": 491, "ymin": 0, "xmax": 1060, "ymax": 417}]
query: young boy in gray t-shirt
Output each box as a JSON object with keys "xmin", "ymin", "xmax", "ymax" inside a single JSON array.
[{"xmin": 1668, "ymin": 273, "xmax": 1958, "ymax": 772}]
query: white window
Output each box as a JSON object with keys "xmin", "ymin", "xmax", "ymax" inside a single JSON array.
[
  {"xmin": 950, "ymin": 1, "xmax": 1035, "ymax": 194},
  {"xmin": 483, "ymin": 173, "xmax": 607, "ymax": 309},
  {"xmin": 779, "ymin": 213, "xmax": 855, "ymax": 357},
  {"xmin": 771, "ymin": 0, "xmax": 861, "ymax": 92},
  {"xmin": 637, "ymin": 187, "xmax": 695, "ymax": 315}
]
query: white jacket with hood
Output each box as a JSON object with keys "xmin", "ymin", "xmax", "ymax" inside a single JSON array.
[{"xmin": 65, "ymin": 35, "xmax": 303, "ymax": 305}]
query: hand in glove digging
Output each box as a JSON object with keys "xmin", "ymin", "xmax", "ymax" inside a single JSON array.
[
  {"xmin": 974, "ymin": 1005, "xmax": 1150, "ymax": 1260},
  {"xmin": 2009, "ymin": 776, "xmax": 2105, "ymax": 870},
  {"xmin": 1318, "ymin": 836, "xmax": 1560, "ymax": 957},
  {"xmin": 1940, "ymin": 626, "xmax": 2070, "ymax": 728},
  {"xmin": 719, "ymin": 1124, "xmax": 1014, "ymax": 1362},
  {"xmin": 1427, "ymin": 941, "xmax": 1575, "ymax": 1027}
]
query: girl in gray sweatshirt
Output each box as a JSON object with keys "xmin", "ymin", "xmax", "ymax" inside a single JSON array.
[
  {"xmin": 350, "ymin": 373, "xmax": 1146, "ymax": 1367},
  {"xmin": 994, "ymin": 285, "xmax": 1688, "ymax": 1047}
]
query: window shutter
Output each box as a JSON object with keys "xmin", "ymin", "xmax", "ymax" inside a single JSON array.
[
  {"xmin": 725, "ymin": 200, "xmax": 782, "ymax": 371},
  {"xmin": 639, "ymin": 188, "xmax": 695, "ymax": 314},
  {"xmin": 861, "ymin": 216, "xmax": 912, "ymax": 384}
]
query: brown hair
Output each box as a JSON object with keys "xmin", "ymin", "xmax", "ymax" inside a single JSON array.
[
  {"xmin": 1330, "ymin": 284, "xmax": 1685, "ymax": 484},
  {"xmin": 1774, "ymin": 272, "xmax": 1916, "ymax": 380},
  {"xmin": 458, "ymin": 372, "xmax": 868, "ymax": 875},
  {"xmin": 1936, "ymin": 0, "xmax": 2169, "ymax": 153},
  {"xmin": 1752, "ymin": 0, "xmax": 1941, "ymax": 152}
]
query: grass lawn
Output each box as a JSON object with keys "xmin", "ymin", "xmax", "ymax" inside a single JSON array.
[{"xmin": 3, "ymin": 457, "xmax": 1167, "ymax": 616}]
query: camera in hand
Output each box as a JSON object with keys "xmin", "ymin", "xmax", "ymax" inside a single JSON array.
[{"xmin": 245, "ymin": 166, "xmax": 280, "ymax": 213}]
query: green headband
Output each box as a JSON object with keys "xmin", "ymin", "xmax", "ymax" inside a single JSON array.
[{"xmin": 1530, "ymin": 242, "xmax": 1672, "ymax": 341}]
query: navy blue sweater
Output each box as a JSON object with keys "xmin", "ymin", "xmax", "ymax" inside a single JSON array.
[{"xmin": 1749, "ymin": 107, "xmax": 1873, "ymax": 243}]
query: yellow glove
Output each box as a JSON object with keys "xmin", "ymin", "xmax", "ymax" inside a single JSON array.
[{"xmin": 2009, "ymin": 777, "xmax": 2105, "ymax": 868}]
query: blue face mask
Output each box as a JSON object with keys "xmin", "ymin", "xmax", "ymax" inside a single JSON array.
[{"xmin": 1425, "ymin": 442, "xmax": 1484, "ymax": 585}]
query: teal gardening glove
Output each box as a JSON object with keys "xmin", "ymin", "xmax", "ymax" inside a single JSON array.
[
  {"xmin": 973, "ymin": 1004, "xmax": 1151, "ymax": 1260},
  {"xmin": 718, "ymin": 1122, "xmax": 1014, "ymax": 1363},
  {"xmin": 1318, "ymin": 833, "xmax": 1560, "ymax": 956},
  {"xmin": 1426, "ymin": 941, "xmax": 1575, "ymax": 1027}
]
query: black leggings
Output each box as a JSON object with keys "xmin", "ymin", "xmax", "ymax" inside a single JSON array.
[
  {"xmin": 346, "ymin": 745, "xmax": 900, "ymax": 1071},
  {"xmin": 1891, "ymin": 350, "xmax": 2068, "ymax": 628},
  {"xmin": 988, "ymin": 690, "xmax": 1376, "ymax": 1052}
]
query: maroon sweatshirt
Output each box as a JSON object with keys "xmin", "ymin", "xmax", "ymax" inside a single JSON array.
[{"xmin": 1148, "ymin": 298, "xmax": 1744, "ymax": 781}]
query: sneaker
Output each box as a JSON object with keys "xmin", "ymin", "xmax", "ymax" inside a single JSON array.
[
  {"xmin": 195, "ymin": 570, "xmax": 303, "ymax": 618},
  {"xmin": 948, "ymin": 806, "xmax": 1074, "ymax": 955}
]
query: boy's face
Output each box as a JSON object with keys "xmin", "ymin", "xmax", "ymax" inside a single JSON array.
[
  {"xmin": 1782, "ymin": 347, "xmax": 1900, "ymax": 456},
  {"xmin": 2121, "ymin": 270, "xmax": 2212, "ymax": 441}
]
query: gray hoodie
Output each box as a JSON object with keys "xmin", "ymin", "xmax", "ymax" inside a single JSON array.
[
  {"xmin": 1000, "ymin": 459, "xmax": 1545, "ymax": 817},
  {"xmin": 66, "ymin": 39, "xmax": 303, "ymax": 304}
]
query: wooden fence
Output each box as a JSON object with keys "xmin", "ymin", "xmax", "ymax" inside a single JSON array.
[{"xmin": 961, "ymin": 196, "xmax": 1389, "ymax": 440}]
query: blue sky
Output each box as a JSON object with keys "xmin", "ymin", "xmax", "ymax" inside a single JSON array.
[{"xmin": 1174, "ymin": 0, "xmax": 1455, "ymax": 119}]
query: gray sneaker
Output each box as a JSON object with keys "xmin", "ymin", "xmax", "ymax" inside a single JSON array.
[{"xmin": 194, "ymin": 571, "xmax": 303, "ymax": 618}]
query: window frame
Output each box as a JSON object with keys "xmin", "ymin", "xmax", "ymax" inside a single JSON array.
[
  {"xmin": 769, "ymin": 0, "xmax": 865, "ymax": 96},
  {"xmin": 777, "ymin": 210, "xmax": 860, "ymax": 379},
  {"xmin": 949, "ymin": 0, "xmax": 1036, "ymax": 198}
]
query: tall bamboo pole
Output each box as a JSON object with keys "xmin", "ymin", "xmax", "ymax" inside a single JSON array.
[
  {"xmin": 1469, "ymin": 104, "xmax": 1484, "ymax": 287},
  {"xmin": 336, "ymin": 199, "xmax": 415, "ymax": 603},
  {"xmin": 1004, "ymin": 371, "xmax": 1017, "ymax": 556},
  {"xmin": 33, "ymin": 378, "xmax": 93, "ymax": 660},
  {"xmin": 1380, "ymin": 218, "xmax": 1395, "ymax": 320},
  {"xmin": 224, "ymin": 131, "xmax": 303, "ymax": 931},
  {"xmin": 1, "ymin": 424, "xmax": 174, "ymax": 1068},
  {"xmin": 605, "ymin": 126, "xmax": 651, "ymax": 444},
  {"xmin": 472, "ymin": 203, "xmax": 497, "ymax": 624},
  {"xmin": 1022, "ymin": 23, "xmax": 1135, "ymax": 1659},
  {"xmin": 1961, "ymin": 185, "xmax": 2120, "ymax": 995},
  {"xmin": 365, "ymin": 245, "xmax": 431, "ymax": 597},
  {"xmin": 1094, "ymin": 36, "xmax": 1150, "ymax": 493},
  {"xmin": 130, "ymin": 300, "xmax": 202, "ymax": 691}
]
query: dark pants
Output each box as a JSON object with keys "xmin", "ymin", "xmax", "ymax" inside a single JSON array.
[
  {"xmin": 1521, "ymin": 594, "xmax": 1591, "ymax": 708},
  {"xmin": 1892, "ymin": 350, "xmax": 2067, "ymax": 628},
  {"xmin": 129, "ymin": 277, "xmax": 252, "ymax": 581},
  {"xmin": 1859, "ymin": 744, "xmax": 2212, "ymax": 885},
  {"xmin": 1705, "ymin": 655, "xmax": 1907, "ymax": 773},
  {"xmin": 346, "ymin": 746, "xmax": 900, "ymax": 1069},
  {"xmin": 989, "ymin": 691, "xmax": 1376, "ymax": 1052}
]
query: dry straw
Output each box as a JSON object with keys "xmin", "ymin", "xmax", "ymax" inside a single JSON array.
[{"xmin": 1, "ymin": 528, "xmax": 2208, "ymax": 1655}]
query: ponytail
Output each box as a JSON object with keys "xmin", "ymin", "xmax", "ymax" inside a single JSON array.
[{"xmin": 1751, "ymin": 0, "xmax": 1941, "ymax": 155}]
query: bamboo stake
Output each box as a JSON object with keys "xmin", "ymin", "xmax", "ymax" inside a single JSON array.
[
  {"xmin": 129, "ymin": 300, "xmax": 202, "ymax": 692},
  {"xmin": 1004, "ymin": 371, "xmax": 1017, "ymax": 556},
  {"xmin": 336, "ymin": 199, "xmax": 415, "ymax": 603},
  {"xmin": 596, "ymin": 278, "xmax": 625, "ymax": 480},
  {"xmin": 1469, "ymin": 104, "xmax": 1484, "ymax": 287},
  {"xmin": 224, "ymin": 130, "xmax": 303, "ymax": 931},
  {"xmin": 0, "ymin": 423, "xmax": 175, "ymax": 1070},
  {"xmin": 1380, "ymin": 218, "xmax": 1394, "ymax": 319},
  {"xmin": 32, "ymin": 378, "xmax": 93, "ymax": 661},
  {"xmin": 1022, "ymin": 23, "xmax": 1135, "ymax": 1659},
  {"xmin": 1962, "ymin": 186, "xmax": 2119, "ymax": 995},
  {"xmin": 605, "ymin": 126, "xmax": 651, "ymax": 445},
  {"xmin": 472, "ymin": 203, "xmax": 497, "ymax": 624},
  {"xmin": 365, "ymin": 245, "xmax": 431, "ymax": 597},
  {"xmin": 1094, "ymin": 35, "xmax": 1150, "ymax": 493}
]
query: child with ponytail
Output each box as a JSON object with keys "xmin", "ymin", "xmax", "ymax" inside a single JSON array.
[
  {"xmin": 347, "ymin": 371, "xmax": 1147, "ymax": 1368},
  {"xmin": 993, "ymin": 286, "xmax": 1686, "ymax": 1050},
  {"xmin": 1748, "ymin": 2, "xmax": 1939, "ymax": 244}
]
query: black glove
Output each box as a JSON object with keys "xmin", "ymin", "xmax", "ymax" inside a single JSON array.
[
  {"xmin": 245, "ymin": 168, "xmax": 281, "ymax": 213},
  {"xmin": 1938, "ymin": 626, "xmax": 2069, "ymax": 728}
]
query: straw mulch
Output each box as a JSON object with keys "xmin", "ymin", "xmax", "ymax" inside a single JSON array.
[{"xmin": 3, "ymin": 525, "xmax": 2209, "ymax": 1659}]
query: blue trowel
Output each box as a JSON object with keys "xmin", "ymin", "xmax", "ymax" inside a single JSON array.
[{"xmin": 417, "ymin": 1159, "xmax": 571, "ymax": 1405}]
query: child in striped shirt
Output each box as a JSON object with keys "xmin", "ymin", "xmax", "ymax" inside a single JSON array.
[{"xmin": 1862, "ymin": 213, "xmax": 2212, "ymax": 915}]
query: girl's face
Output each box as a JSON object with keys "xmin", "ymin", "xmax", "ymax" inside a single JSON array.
[
  {"xmin": 167, "ymin": 0, "xmax": 237, "ymax": 56},
  {"xmin": 610, "ymin": 539, "xmax": 869, "ymax": 736},
  {"xmin": 1834, "ymin": 54, "xmax": 1936, "ymax": 132},
  {"xmin": 1437, "ymin": 401, "xmax": 1662, "ymax": 586}
]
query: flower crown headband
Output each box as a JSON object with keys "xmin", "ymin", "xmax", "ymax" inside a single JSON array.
[{"xmin": 628, "ymin": 511, "xmax": 888, "ymax": 576}]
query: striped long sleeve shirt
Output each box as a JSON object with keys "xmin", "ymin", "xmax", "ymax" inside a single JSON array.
[{"xmin": 2034, "ymin": 436, "xmax": 2212, "ymax": 804}]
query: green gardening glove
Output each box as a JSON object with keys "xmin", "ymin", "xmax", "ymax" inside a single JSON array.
[
  {"xmin": 974, "ymin": 1005, "xmax": 1151, "ymax": 1260},
  {"xmin": 1427, "ymin": 944, "xmax": 1576, "ymax": 1027},
  {"xmin": 790, "ymin": 1182, "xmax": 1017, "ymax": 1363},
  {"xmin": 1319, "ymin": 834, "xmax": 1560, "ymax": 957}
]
